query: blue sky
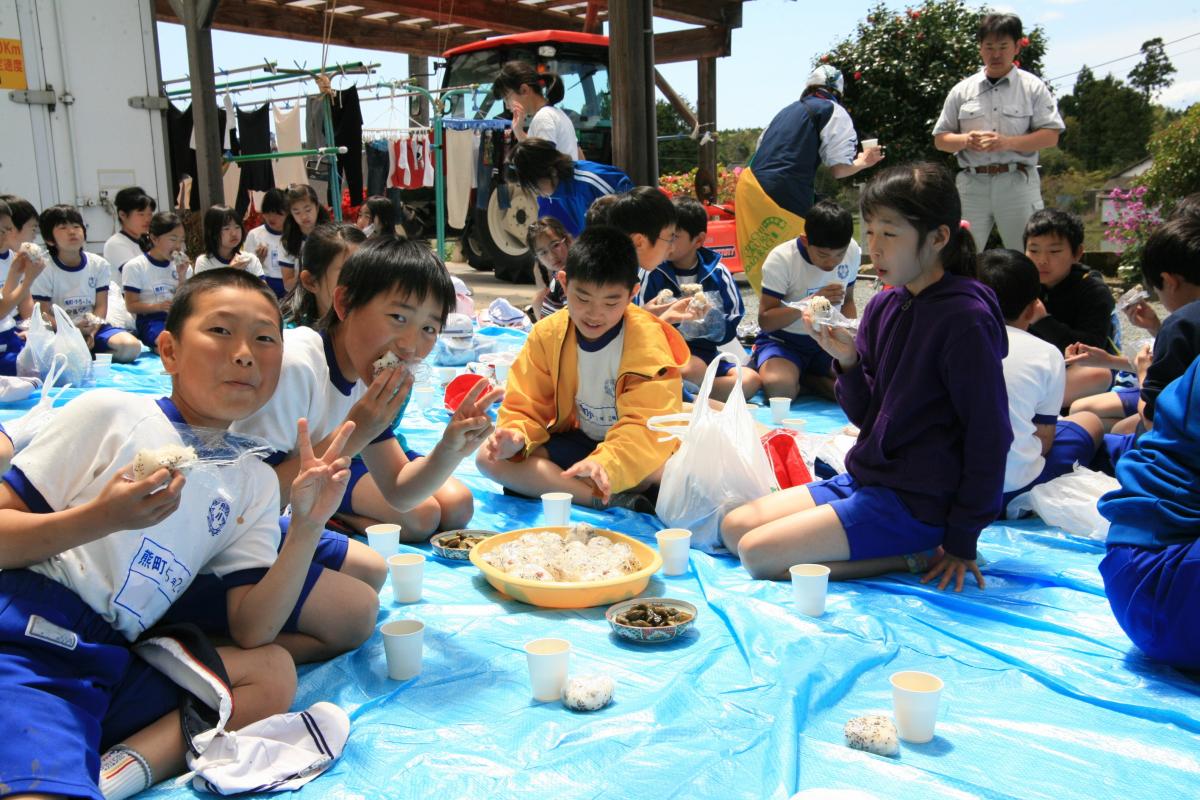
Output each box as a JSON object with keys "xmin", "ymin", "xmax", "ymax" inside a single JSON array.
[{"xmin": 156, "ymin": 0, "xmax": 1200, "ymax": 130}]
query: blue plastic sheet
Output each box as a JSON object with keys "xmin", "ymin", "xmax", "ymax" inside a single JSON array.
[{"xmin": 5, "ymin": 351, "xmax": 1200, "ymax": 799}]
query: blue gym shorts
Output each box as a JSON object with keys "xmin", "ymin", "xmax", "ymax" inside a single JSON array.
[
  {"xmin": 0, "ymin": 327, "xmax": 25, "ymax": 376},
  {"xmin": 1002, "ymin": 419, "xmax": 1098, "ymax": 512},
  {"xmin": 337, "ymin": 450, "xmax": 424, "ymax": 516},
  {"xmin": 1100, "ymin": 539, "xmax": 1200, "ymax": 670},
  {"xmin": 542, "ymin": 428, "xmax": 603, "ymax": 470},
  {"xmin": 0, "ymin": 570, "xmax": 182, "ymax": 800},
  {"xmin": 751, "ymin": 333, "xmax": 832, "ymax": 378},
  {"xmin": 1114, "ymin": 386, "xmax": 1141, "ymax": 418},
  {"xmin": 687, "ymin": 341, "xmax": 736, "ymax": 377},
  {"xmin": 134, "ymin": 316, "xmax": 166, "ymax": 349},
  {"xmin": 162, "ymin": 515, "xmax": 349, "ymax": 635},
  {"xmin": 806, "ymin": 473, "xmax": 946, "ymax": 561},
  {"xmin": 92, "ymin": 323, "xmax": 126, "ymax": 354}
]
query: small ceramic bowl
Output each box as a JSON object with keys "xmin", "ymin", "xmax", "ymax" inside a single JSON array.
[
  {"xmin": 430, "ymin": 529, "xmax": 499, "ymax": 561},
  {"xmin": 606, "ymin": 597, "xmax": 698, "ymax": 644}
]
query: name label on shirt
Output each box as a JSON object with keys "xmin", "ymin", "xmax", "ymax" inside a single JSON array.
[{"xmin": 25, "ymin": 613, "xmax": 78, "ymax": 651}]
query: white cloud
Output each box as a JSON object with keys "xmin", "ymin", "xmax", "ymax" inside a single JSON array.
[
  {"xmin": 1157, "ymin": 78, "xmax": 1200, "ymax": 109},
  {"xmin": 1040, "ymin": 10, "xmax": 1065, "ymax": 21}
]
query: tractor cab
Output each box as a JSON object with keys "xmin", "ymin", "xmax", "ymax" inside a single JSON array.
[{"xmin": 441, "ymin": 31, "xmax": 612, "ymax": 281}]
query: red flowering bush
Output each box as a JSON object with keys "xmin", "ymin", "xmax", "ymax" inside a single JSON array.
[{"xmin": 659, "ymin": 165, "xmax": 740, "ymax": 204}]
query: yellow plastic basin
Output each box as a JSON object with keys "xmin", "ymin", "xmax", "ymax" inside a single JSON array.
[{"xmin": 469, "ymin": 525, "xmax": 663, "ymax": 609}]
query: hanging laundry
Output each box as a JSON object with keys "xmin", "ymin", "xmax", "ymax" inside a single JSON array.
[
  {"xmin": 389, "ymin": 138, "xmax": 405, "ymax": 189},
  {"xmin": 167, "ymin": 103, "xmax": 227, "ymax": 210},
  {"xmin": 330, "ymin": 86, "xmax": 364, "ymax": 205},
  {"xmin": 421, "ymin": 132, "xmax": 435, "ymax": 188},
  {"xmin": 400, "ymin": 136, "xmax": 414, "ymax": 187},
  {"xmin": 272, "ymin": 105, "xmax": 308, "ymax": 188},
  {"xmin": 235, "ymin": 104, "xmax": 274, "ymax": 218},
  {"xmin": 222, "ymin": 94, "xmax": 237, "ymax": 151},
  {"xmin": 222, "ymin": 160, "xmax": 242, "ymax": 208},
  {"xmin": 366, "ymin": 139, "xmax": 389, "ymax": 197},
  {"xmin": 306, "ymin": 94, "xmax": 329, "ymax": 149},
  {"xmin": 444, "ymin": 128, "xmax": 476, "ymax": 228}
]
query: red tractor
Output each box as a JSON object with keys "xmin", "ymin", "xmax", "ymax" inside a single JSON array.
[{"xmin": 440, "ymin": 30, "xmax": 741, "ymax": 283}]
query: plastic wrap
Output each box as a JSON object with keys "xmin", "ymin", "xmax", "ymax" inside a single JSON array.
[{"xmin": 677, "ymin": 290, "xmax": 729, "ymax": 342}]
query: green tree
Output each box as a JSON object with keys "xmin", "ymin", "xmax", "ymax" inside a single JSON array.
[
  {"xmin": 657, "ymin": 98, "xmax": 699, "ymax": 176},
  {"xmin": 1127, "ymin": 38, "xmax": 1177, "ymax": 100},
  {"xmin": 1139, "ymin": 103, "xmax": 1200, "ymax": 210},
  {"xmin": 716, "ymin": 127, "xmax": 763, "ymax": 166},
  {"xmin": 1058, "ymin": 67, "xmax": 1154, "ymax": 171},
  {"xmin": 823, "ymin": 0, "xmax": 1048, "ymax": 167}
]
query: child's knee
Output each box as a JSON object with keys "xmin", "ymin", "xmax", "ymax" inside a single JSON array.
[
  {"xmin": 436, "ymin": 481, "xmax": 475, "ymax": 530},
  {"xmin": 248, "ymin": 644, "xmax": 298, "ymax": 715},
  {"xmin": 398, "ymin": 500, "xmax": 442, "ymax": 539},
  {"xmin": 331, "ymin": 581, "xmax": 380, "ymax": 651},
  {"xmin": 736, "ymin": 534, "xmax": 778, "ymax": 580},
  {"xmin": 1067, "ymin": 410, "xmax": 1105, "ymax": 444},
  {"xmin": 343, "ymin": 541, "xmax": 388, "ymax": 591},
  {"xmin": 721, "ymin": 506, "xmax": 755, "ymax": 551}
]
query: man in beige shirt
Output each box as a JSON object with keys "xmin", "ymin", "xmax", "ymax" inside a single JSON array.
[{"xmin": 933, "ymin": 14, "xmax": 1065, "ymax": 250}]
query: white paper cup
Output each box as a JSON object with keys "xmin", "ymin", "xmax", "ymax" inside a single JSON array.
[
  {"xmin": 437, "ymin": 367, "xmax": 457, "ymax": 387},
  {"xmin": 93, "ymin": 353, "xmax": 113, "ymax": 381},
  {"xmin": 413, "ymin": 386, "xmax": 436, "ymax": 409},
  {"xmin": 366, "ymin": 523, "xmax": 401, "ymax": 558},
  {"xmin": 381, "ymin": 619, "xmax": 425, "ymax": 680},
  {"xmin": 656, "ymin": 528, "xmax": 692, "ymax": 576},
  {"xmin": 862, "ymin": 138, "xmax": 879, "ymax": 150},
  {"xmin": 891, "ymin": 671, "xmax": 944, "ymax": 743},
  {"xmin": 525, "ymin": 638, "xmax": 571, "ymax": 702},
  {"xmin": 541, "ymin": 492, "xmax": 572, "ymax": 527},
  {"xmin": 782, "ymin": 418, "xmax": 806, "ymax": 432},
  {"xmin": 388, "ymin": 553, "xmax": 425, "ymax": 603},
  {"xmin": 790, "ymin": 563, "xmax": 831, "ymax": 617},
  {"xmin": 494, "ymin": 362, "xmax": 510, "ymax": 385},
  {"xmin": 769, "ymin": 396, "xmax": 791, "ymax": 424}
]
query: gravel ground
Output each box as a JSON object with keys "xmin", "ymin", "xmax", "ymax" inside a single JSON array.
[{"xmin": 735, "ymin": 274, "xmax": 1165, "ymax": 356}]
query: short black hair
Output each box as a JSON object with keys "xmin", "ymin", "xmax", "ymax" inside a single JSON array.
[
  {"xmin": 166, "ymin": 267, "xmax": 282, "ymax": 337},
  {"xmin": 361, "ymin": 196, "xmax": 396, "ymax": 236},
  {"xmin": 584, "ymin": 194, "xmax": 619, "ymax": 228},
  {"xmin": 0, "ymin": 195, "xmax": 37, "ymax": 230},
  {"xmin": 0, "ymin": 199, "xmax": 10, "ymax": 223},
  {"xmin": 606, "ymin": 187, "xmax": 676, "ymax": 244},
  {"xmin": 260, "ymin": 187, "xmax": 287, "ymax": 216},
  {"xmin": 977, "ymin": 248, "xmax": 1041, "ymax": 322},
  {"xmin": 1141, "ymin": 215, "xmax": 1200, "ymax": 290},
  {"xmin": 672, "ymin": 196, "xmax": 708, "ymax": 239},
  {"xmin": 331, "ymin": 237, "xmax": 456, "ymax": 329},
  {"xmin": 149, "ymin": 211, "xmax": 185, "ymax": 238},
  {"xmin": 202, "ymin": 205, "xmax": 243, "ymax": 257},
  {"xmin": 564, "ymin": 225, "xmax": 639, "ymax": 290},
  {"xmin": 39, "ymin": 204, "xmax": 86, "ymax": 251},
  {"xmin": 804, "ymin": 199, "xmax": 854, "ymax": 249},
  {"xmin": 1023, "ymin": 208, "xmax": 1085, "ymax": 251},
  {"xmin": 978, "ymin": 13, "xmax": 1022, "ymax": 43},
  {"xmin": 113, "ymin": 186, "xmax": 156, "ymax": 217},
  {"xmin": 285, "ymin": 223, "xmax": 367, "ymax": 327},
  {"xmin": 510, "ymin": 138, "xmax": 574, "ymax": 194},
  {"xmin": 1169, "ymin": 192, "xmax": 1200, "ymax": 222}
]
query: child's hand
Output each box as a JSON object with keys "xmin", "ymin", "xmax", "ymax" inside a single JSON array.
[
  {"xmin": 657, "ymin": 297, "xmax": 703, "ymax": 326},
  {"xmin": 1125, "ymin": 300, "xmax": 1161, "ymax": 334},
  {"xmin": 562, "ymin": 458, "xmax": 610, "ymax": 503},
  {"xmin": 1064, "ymin": 342, "xmax": 1122, "ymax": 369},
  {"xmin": 807, "ymin": 310, "xmax": 858, "ymax": 368},
  {"xmin": 255, "ymin": 243, "xmax": 270, "ymax": 262},
  {"xmin": 440, "ymin": 380, "xmax": 503, "ymax": 458},
  {"xmin": 290, "ymin": 418, "xmax": 354, "ymax": 526},
  {"xmin": 921, "ymin": 553, "xmax": 984, "ymax": 592},
  {"xmin": 511, "ymin": 101, "xmax": 526, "ymax": 129},
  {"xmin": 484, "ymin": 428, "xmax": 525, "ymax": 461},
  {"xmin": 94, "ymin": 465, "xmax": 186, "ymax": 531},
  {"xmin": 347, "ymin": 366, "xmax": 413, "ymax": 442},
  {"xmin": 815, "ymin": 283, "xmax": 845, "ymax": 305},
  {"xmin": 1028, "ymin": 298, "xmax": 1049, "ymax": 324},
  {"xmin": 1134, "ymin": 342, "xmax": 1154, "ymax": 375}
]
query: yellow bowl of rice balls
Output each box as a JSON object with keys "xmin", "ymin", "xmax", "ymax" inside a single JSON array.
[{"xmin": 469, "ymin": 524, "xmax": 662, "ymax": 609}]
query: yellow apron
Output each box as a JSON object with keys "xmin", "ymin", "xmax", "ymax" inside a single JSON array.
[{"xmin": 734, "ymin": 168, "xmax": 807, "ymax": 293}]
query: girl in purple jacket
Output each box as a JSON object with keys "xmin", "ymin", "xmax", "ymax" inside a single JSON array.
[{"xmin": 723, "ymin": 163, "xmax": 1012, "ymax": 592}]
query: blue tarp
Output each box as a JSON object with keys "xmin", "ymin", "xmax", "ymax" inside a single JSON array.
[{"xmin": 4, "ymin": 349, "xmax": 1199, "ymax": 800}]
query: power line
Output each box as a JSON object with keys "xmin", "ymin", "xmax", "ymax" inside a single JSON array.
[{"xmin": 1046, "ymin": 31, "xmax": 1200, "ymax": 85}]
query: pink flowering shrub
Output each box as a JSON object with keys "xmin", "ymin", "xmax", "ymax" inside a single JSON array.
[{"xmin": 1104, "ymin": 185, "xmax": 1161, "ymax": 274}]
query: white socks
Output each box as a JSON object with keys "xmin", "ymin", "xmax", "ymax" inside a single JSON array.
[{"xmin": 99, "ymin": 744, "xmax": 153, "ymax": 800}]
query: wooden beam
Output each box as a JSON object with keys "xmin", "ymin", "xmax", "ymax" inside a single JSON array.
[
  {"xmin": 155, "ymin": 0, "xmax": 487, "ymax": 56},
  {"xmin": 650, "ymin": 0, "xmax": 741, "ymax": 28},
  {"xmin": 654, "ymin": 69, "xmax": 696, "ymax": 131},
  {"xmin": 653, "ymin": 26, "xmax": 730, "ymax": 64},
  {"xmin": 344, "ymin": 0, "xmax": 585, "ymax": 35},
  {"xmin": 582, "ymin": 0, "xmax": 602, "ymax": 34},
  {"xmin": 168, "ymin": 0, "xmax": 223, "ymax": 209},
  {"xmin": 609, "ymin": 0, "xmax": 656, "ymax": 185},
  {"xmin": 697, "ymin": 57, "xmax": 717, "ymax": 185},
  {"xmin": 408, "ymin": 54, "xmax": 429, "ymax": 125}
]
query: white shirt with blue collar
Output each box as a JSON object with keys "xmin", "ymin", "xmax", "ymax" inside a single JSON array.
[{"xmin": 30, "ymin": 251, "xmax": 111, "ymax": 322}]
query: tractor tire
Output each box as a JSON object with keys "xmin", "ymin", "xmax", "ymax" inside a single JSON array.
[
  {"xmin": 471, "ymin": 183, "xmax": 538, "ymax": 284},
  {"xmin": 462, "ymin": 223, "xmax": 491, "ymax": 270}
]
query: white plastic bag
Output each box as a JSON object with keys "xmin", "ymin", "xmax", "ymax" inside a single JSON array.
[
  {"xmin": 649, "ymin": 355, "xmax": 779, "ymax": 552},
  {"xmin": 1006, "ymin": 464, "xmax": 1119, "ymax": 540},
  {"xmin": 4, "ymin": 354, "xmax": 72, "ymax": 451},
  {"xmin": 16, "ymin": 304, "xmax": 93, "ymax": 387}
]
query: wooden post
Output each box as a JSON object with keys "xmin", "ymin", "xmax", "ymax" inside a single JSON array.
[
  {"xmin": 698, "ymin": 57, "xmax": 717, "ymax": 184},
  {"xmin": 408, "ymin": 54, "xmax": 429, "ymax": 125},
  {"xmin": 608, "ymin": 0, "xmax": 657, "ymax": 185},
  {"xmin": 168, "ymin": 0, "xmax": 222, "ymax": 209}
]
